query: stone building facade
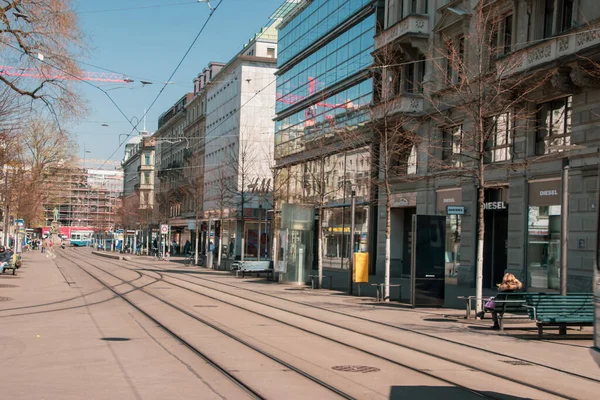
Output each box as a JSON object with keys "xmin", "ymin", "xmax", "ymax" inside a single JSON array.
[{"xmin": 375, "ymin": 0, "xmax": 600, "ymax": 306}]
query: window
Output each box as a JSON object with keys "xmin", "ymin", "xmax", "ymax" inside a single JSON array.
[
  {"xmin": 410, "ymin": 0, "xmax": 417, "ymax": 13},
  {"xmin": 560, "ymin": 0, "xmax": 574, "ymax": 32},
  {"xmin": 445, "ymin": 36, "xmax": 465, "ymax": 85},
  {"xmin": 445, "ymin": 39, "xmax": 453, "ymax": 84},
  {"xmin": 543, "ymin": 0, "xmax": 555, "ymax": 38},
  {"xmin": 144, "ymin": 155, "xmax": 150, "ymax": 165},
  {"xmin": 387, "ymin": 0, "xmax": 404, "ymax": 27},
  {"xmin": 267, "ymin": 47, "xmax": 275, "ymax": 58},
  {"xmin": 405, "ymin": 62, "xmax": 415, "ymax": 93},
  {"xmin": 457, "ymin": 36, "xmax": 465, "ymax": 83},
  {"xmin": 442, "ymin": 125, "xmax": 463, "ymax": 166},
  {"xmin": 503, "ymin": 14, "xmax": 513, "ymax": 54},
  {"xmin": 485, "ymin": 112, "xmax": 513, "ymax": 163},
  {"xmin": 536, "ymin": 96, "xmax": 572, "ymax": 155},
  {"xmin": 407, "ymin": 145, "xmax": 417, "ymax": 174}
]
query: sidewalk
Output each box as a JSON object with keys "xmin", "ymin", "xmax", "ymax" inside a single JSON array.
[
  {"xmin": 0, "ymin": 250, "xmax": 249, "ymax": 400},
  {"xmin": 133, "ymin": 256, "xmax": 599, "ymax": 380}
]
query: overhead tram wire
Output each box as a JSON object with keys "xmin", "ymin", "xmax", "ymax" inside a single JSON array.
[
  {"xmin": 77, "ymin": 1, "xmax": 199, "ymax": 14},
  {"xmin": 99, "ymin": 0, "xmax": 225, "ymax": 169}
]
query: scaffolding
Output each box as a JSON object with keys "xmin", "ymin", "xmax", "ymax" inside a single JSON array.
[{"xmin": 42, "ymin": 168, "xmax": 123, "ymax": 229}]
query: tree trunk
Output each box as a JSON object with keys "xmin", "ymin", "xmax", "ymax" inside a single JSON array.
[
  {"xmin": 318, "ymin": 204, "xmax": 324, "ymax": 289},
  {"xmin": 194, "ymin": 211, "xmax": 199, "ymax": 265},
  {"xmin": 384, "ymin": 185, "xmax": 391, "ymax": 302},
  {"xmin": 217, "ymin": 217, "xmax": 223, "ymax": 269},
  {"xmin": 476, "ymin": 183, "xmax": 485, "ymax": 313}
]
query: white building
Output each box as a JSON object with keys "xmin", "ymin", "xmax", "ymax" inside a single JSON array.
[{"xmin": 203, "ymin": 25, "xmax": 278, "ymax": 260}]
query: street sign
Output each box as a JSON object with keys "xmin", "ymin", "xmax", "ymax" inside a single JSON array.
[
  {"xmin": 16, "ymin": 219, "xmax": 24, "ymax": 226},
  {"xmin": 160, "ymin": 224, "xmax": 169, "ymax": 235},
  {"xmin": 446, "ymin": 205, "xmax": 465, "ymax": 215}
]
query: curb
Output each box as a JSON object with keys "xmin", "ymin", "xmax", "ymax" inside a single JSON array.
[{"xmin": 91, "ymin": 251, "xmax": 129, "ymax": 261}]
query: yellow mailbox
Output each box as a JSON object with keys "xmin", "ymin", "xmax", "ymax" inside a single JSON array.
[{"xmin": 353, "ymin": 252, "xmax": 369, "ymax": 283}]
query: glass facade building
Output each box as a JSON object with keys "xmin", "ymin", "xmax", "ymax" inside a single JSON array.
[{"xmin": 275, "ymin": 0, "xmax": 378, "ymax": 284}]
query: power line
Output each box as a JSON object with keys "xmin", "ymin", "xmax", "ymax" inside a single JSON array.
[
  {"xmin": 98, "ymin": 0, "xmax": 224, "ymax": 169},
  {"xmin": 77, "ymin": 1, "xmax": 199, "ymax": 14},
  {"xmin": 0, "ymin": 41, "xmax": 142, "ymax": 136}
]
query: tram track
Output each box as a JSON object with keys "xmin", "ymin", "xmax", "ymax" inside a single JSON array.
[
  {"xmin": 143, "ymin": 259, "xmax": 600, "ymax": 385},
  {"xmin": 58, "ymin": 249, "xmax": 365, "ymax": 400},
  {"xmin": 74, "ymin": 249, "xmax": 590, "ymax": 399}
]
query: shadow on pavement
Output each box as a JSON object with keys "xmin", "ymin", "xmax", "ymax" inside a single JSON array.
[{"xmin": 390, "ymin": 386, "xmax": 530, "ymax": 400}]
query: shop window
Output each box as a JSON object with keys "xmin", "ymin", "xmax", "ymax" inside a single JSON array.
[
  {"xmin": 536, "ymin": 96, "xmax": 572, "ymax": 155},
  {"xmin": 485, "ymin": 112, "xmax": 513, "ymax": 163},
  {"xmin": 527, "ymin": 205, "xmax": 561, "ymax": 290},
  {"xmin": 527, "ymin": 180, "xmax": 562, "ymax": 290}
]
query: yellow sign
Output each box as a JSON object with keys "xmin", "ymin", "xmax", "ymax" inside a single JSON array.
[{"xmin": 353, "ymin": 252, "xmax": 369, "ymax": 283}]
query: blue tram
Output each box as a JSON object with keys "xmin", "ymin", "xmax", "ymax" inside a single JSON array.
[{"xmin": 70, "ymin": 230, "xmax": 93, "ymax": 247}]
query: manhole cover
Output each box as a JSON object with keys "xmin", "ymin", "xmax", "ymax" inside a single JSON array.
[
  {"xmin": 101, "ymin": 337, "xmax": 131, "ymax": 342},
  {"xmin": 0, "ymin": 284, "xmax": 18, "ymax": 288},
  {"xmin": 194, "ymin": 305, "xmax": 218, "ymax": 308},
  {"xmin": 331, "ymin": 365, "xmax": 380, "ymax": 373},
  {"xmin": 0, "ymin": 296, "xmax": 11, "ymax": 301},
  {"xmin": 500, "ymin": 360, "xmax": 532, "ymax": 366},
  {"xmin": 423, "ymin": 318, "xmax": 458, "ymax": 322}
]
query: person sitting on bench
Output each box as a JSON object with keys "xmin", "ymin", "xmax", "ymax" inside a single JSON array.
[{"xmin": 477, "ymin": 272, "xmax": 523, "ymax": 330}]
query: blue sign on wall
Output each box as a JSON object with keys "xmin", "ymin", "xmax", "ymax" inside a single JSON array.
[{"xmin": 446, "ymin": 205, "xmax": 465, "ymax": 215}]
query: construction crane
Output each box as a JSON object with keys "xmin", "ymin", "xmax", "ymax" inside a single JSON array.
[{"xmin": 0, "ymin": 65, "xmax": 132, "ymax": 83}]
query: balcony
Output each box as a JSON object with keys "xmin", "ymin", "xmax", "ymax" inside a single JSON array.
[
  {"xmin": 497, "ymin": 25, "xmax": 600, "ymax": 77},
  {"xmin": 371, "ymin": 94, "xmax": 424, "ymax": 119},
  {"xmin": 374, "ymin": 15, "xmax": 429, "ymax": 51}
]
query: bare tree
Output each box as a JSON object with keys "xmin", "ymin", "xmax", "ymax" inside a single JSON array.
[
  {"xmin": 11, "ymin": 117, "xmax": 77, "ymax": 225},
  {"xmin": 181, "ymin": 148, "xmax": 207, "ymax": 265},
  {"xmin": 224, "ymin": 139, "xmax": 269, "ymax": 260},
  {"xmin": 424, "ymin": 2, "xmax": 554, "ymax": 312},
  {"xmin": 0, "ymin": 0, "xmax": 85, "ymax": 118}
]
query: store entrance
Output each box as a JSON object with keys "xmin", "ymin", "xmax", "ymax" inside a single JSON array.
[{"xmin": 482, "ymin": 189, "xmax": 509, "ymax": 289}]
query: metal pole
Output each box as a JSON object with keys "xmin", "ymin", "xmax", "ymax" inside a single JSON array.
[
  {"xmin": 560, "ymin": 159, "xmax": 569, "ymax": 296},
  {"xmin": 257, "ymin": 204, "xmax": 262, "ymax": 261},
  {"xmin": 348, "ymin": 190, "xmax": 356, "ymax": 295},
  {"xmin": 594, "ymin": 150, "xmax": 600, "ymax": 350}
]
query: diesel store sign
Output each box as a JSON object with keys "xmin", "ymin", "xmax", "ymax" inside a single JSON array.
[
  {"xmin": 529, "ymin": 179, "xmax": 561, "ymax": 206},
  {"xmin": 436, "ymin": 188, "xmax": 462, "ymax": 213}
]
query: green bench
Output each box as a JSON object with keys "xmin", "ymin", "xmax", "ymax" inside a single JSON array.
[
  {"xmin": 524, "ymin": 294, "xmax": 594, "ymax": 338},
  {"xmin": 493, "ymin": 293, "xmax": 529, "ymax": 330}
]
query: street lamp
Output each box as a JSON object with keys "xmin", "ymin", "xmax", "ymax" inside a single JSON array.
[{"xmin": 83, "ymin": 143, "xmax": 91, "ymax": 170}]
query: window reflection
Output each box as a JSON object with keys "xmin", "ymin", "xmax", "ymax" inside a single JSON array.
[
  {"xmin": 275, "ymin": 79, "xmax": 372, "ymax": 158},
  {"xmin": 278, "ymin": 0, "xmax": 372, "ymax": 66}
]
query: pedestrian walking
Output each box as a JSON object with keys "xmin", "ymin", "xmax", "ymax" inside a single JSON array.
[
  {"xmin": 477, "ymin": 272, "xmax": 523, "ymax": 330},
  {"xmin": 183, "ymin": 240, "xmax": 191, "ymax": 256}
]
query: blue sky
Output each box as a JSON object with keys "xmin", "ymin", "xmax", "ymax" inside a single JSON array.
[{"xmin": 69, "ymin": 0, "xmax": 284, "ymax": 165}]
